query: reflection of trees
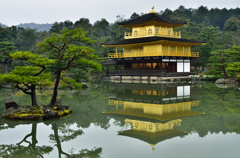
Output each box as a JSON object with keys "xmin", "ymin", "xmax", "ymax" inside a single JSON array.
[
  {"xmin": 0, "ymin": 122, "xmax": 102, "ymax": 158},
  {"xmin": 50, "ymin": 123, "xmax": 83, "ymax": 157},
  {"xmin": 73, "ymin": 148, "xmax": 102, "ymax": 158},
  {"xmin": 50, "ymin": 122, "xmax": 102, "ymax": 158},
  {"xmin": 57, "ymin": 88, "xmax": 111, "ymax": 129},
  {"xmin": 176, "ymin": 83, "xmax": 240, "ymax": 137},
  {"xmin": 0, "ymin": 123, "xmax": 53, "ymax": 158}
]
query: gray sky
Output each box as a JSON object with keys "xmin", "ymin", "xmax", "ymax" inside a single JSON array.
[{"xmin": 0, "ymin": 0, "xmax": 239, "ymax": 26}]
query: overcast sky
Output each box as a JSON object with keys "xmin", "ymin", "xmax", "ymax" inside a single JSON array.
[{"xmin": 0, "ymin": 0, "xmax": 239, "ymax": 26}]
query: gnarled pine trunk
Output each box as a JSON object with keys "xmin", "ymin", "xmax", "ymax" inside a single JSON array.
[
  {"xmin": 49, "ymin": 70, "xmax": 61, "ymax": 107},
  {"xmin": 31, "ymin": 85, "xmax": 38, "ymax": 106},
  {"xmin": 222, "ymin": 65, "xmax": 229, "ymax": 78}
]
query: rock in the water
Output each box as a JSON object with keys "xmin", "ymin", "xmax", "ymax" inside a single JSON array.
[
  {"xmin": 215, "ymin": 84, "xmax": 228, "ymax": 88},
  {"xmin": 93, "ymin": 84, "xmax": 98, "ymax": 88},
  {"xmin": 215, "ymin": 78, "xmax": 225, "ymax": 84},
  {"xmin": 225, "ymin": 79, "xmax": 239, "ymax": 85},
  {"xmin": 82, "ymin": 82, "xmax": 90, "ymax": 88},
  {"xmin": 42, "ymin": 107, "xmax": 53, "ymax": 114},
  {"xmin": 5, "ymin": 102, "xmax": 19, "ymax": 110},
  {"xmin": 55, "ymin": 104, "xmax": 69, "ymax": 110},
  {"xmin": 61, "ymin": 104, "xmax": 69, "ymax": 110}
]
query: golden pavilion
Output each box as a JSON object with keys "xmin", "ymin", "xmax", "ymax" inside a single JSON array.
[{"xmin": 102, "ymin": 8, "xmax": 205, "ymax": 77}]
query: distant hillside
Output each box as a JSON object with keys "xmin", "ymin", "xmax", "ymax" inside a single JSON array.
[
  {"xmin": 16, "ymin": 23, "xmax": 52, "ymax": 32},
  {"xmin": 0, "ymin": 23, "xmax": 8, "ymax": 28}
]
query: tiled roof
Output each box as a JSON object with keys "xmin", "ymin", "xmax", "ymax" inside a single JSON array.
[{"xmin": 117, "ymin": 13, "xmax": 187, "ymax": 26}]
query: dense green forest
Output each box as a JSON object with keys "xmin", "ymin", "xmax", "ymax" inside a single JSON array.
[{"xmin": 0, "ymin": 5, "xmax": 240, "ymax": 79}]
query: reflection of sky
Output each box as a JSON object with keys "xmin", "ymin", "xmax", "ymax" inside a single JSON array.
[{"xmin": 1, "ymin": 119, "xmax": 240, "ymax": 158}]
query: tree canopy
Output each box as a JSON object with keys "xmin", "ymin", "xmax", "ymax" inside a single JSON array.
[
  {"xmin": 226, "ymin": 46, "xmax": 240, "ymax": 77},
  {"xmin": 37, "ymin": 28, "xmax": 101, "ymax": 106},
  {"xmin": 0, "ymin": 51, "xmax": 54, "ymax": 106}
]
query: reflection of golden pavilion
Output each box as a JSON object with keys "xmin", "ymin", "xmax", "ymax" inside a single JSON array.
[
  {"xmin": 119, "ymin": 119, "xmax": 187, "ymax": 150},
  {"xmin": 105, "ymin": 100, "xmax": 201, "ymax": 122},
  {"xmin": 104, "ymin": 83, "xmax": 204, "ymax": 150},
  {"xmin": 125, "ymin": 119, "xmax": 181, "ymax": 133}
]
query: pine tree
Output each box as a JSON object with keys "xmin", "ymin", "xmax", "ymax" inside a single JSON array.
[
  {"xmin": 0, "ymin": 51, "xmax": 54, "ymax": 106},
  {"xmin": 37, "ymin": 28, "xmax": 101, "ymax": 107},
  {"xmin": 226, "ymin": 46, "xmax": 240, "ymax": 77}
]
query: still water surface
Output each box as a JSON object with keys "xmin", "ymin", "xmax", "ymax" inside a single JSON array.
[{"xmin": 0, "ymin": 81, "xmax": 240, "ymax": 158}]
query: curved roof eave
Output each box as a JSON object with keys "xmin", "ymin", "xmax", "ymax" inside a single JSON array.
[
  {"xmin": 117, "ymin": 13, "xmax": 187, "ymax": 26},
  {"xmin": 101, "ymin": 36, "xmax": 205, "ymax": 46}
]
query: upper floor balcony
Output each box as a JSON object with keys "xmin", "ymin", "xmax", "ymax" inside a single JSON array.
[{"xmin": 124, "ymin": 30, "xmax": 181, "ymax": 39}]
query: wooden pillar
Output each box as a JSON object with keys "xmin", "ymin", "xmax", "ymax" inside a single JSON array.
[
  {"xmin": 169, "ymin": 62, "xmax": 171, "ymax": 72},
  {"xmin": 161, "ymin": 59, "xmax": 163, "ymax": 76}
]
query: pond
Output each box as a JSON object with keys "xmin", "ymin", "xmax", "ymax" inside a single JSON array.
[{"xmin": 0, "ymin": 81, "xmax": 240, "ymax": 158}]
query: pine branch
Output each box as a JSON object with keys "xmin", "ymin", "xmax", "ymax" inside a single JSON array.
[
  {"xmin": 34, "ymin": 66, "xmax": 45, "ymax": 76},
  {"xmin": 16, "ymin": 84, "xmax": 31, "ymax": 95}
]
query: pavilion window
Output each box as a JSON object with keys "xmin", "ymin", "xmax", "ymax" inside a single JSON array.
[
  {"xmin": 132, "ymin": 63, "xmax": 139, "ymax": 69},
  {"xmin": 145, "ymin": 90, "xmax": 152, "ymax": 95},
  {"xmin": 125, "ymin": 62, "xmax": 131, "ymax": 69},
  {"xmin": 168, "ymin": 30, "xmax": 171, "ymax": 35},
  {"xmin": 145, "ymin": 63, "xmax": 152, "ymax": 69},
  {"xmin": 139, "ymin": 63, "xmax": 144, "ymax": 69},
  {"xmin": 162, "ymin": 62, "xmax": 168, "ymax": 69},
  {"xmin": 134, "ymin": 30, "xmax": 138, "ymax": 36},
  {"xmin": 152, "ymin": 90, "xmax": 157, "ymax": 96},
  {"xmin": 177, "ymin": 59, "xmax": 183, "ymax": 72},
  {"xmin": 168, "ymin": 123, "xmax": 171, "ymax": 128},
  {"xmin": 135, "ymin": 123, "xmax": 138, "ymax": 128},
  {"xmin": 149, "ymin": 125, "xmax": 153, "ymax": 130},
  {"xmin": 184, "ymin": 60, "xmax": 190, "ymax": 72},
  {"xmin": 162, "ymin": 90, "xmax": 168, "ymax": 97},
  {"xmin": 148, "ymin": 28, "xmax": 152, "ymax": 34},
  {"xmin": 155, "ymin": 28, "xmax": 159, "ymax": 34},
  {"xmin": 132, "ymin": 90, "xmax": 139, "ymax": 95},
  {"xmin": 152, "ymin": 63, "xmax": 158, "ymax": 69}
]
